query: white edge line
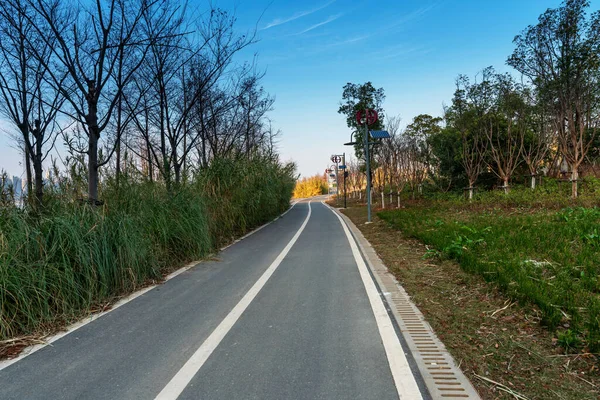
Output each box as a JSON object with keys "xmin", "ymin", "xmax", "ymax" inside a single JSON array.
[
  {"xmin": 322, "ymin": 201, "xmax": 423, "ymax": 400},
  {"xmin": 0, "ymin": 202, "xmax": 299, "ymax": 371},
  {"xmin": 154, "ymin": 201, "xmax": 312, "ymax": 400}
]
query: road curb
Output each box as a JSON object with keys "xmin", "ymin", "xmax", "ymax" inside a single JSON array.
[{"xmin": 332, "ymin": 207, "xmax": 481, "ymax": 400}]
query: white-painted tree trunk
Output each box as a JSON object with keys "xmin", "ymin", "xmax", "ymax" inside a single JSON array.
[
  {"xmin": 572, "ymin": 167, "xmax": 579, "ymax": 199},
  {"xmin": 381, "ymin": 192, "xmax": 385, "ymax": 208}
]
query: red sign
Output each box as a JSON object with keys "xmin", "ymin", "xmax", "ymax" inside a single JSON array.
[{"xmin": 355, "ymin": 109, "xmax": 378, "ymax": 126}]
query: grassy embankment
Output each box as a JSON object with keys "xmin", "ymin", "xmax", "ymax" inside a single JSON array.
[
  {"xmin": 376, "ymin": 181, "xmax": 600, "ymax": 354},
  {"xmin": 0, "ymin": 157, "xmax": 295, "ymax": 352},
  {"xmin": 341, "ymin": 200, "xmax": 599, "ymax": 399}
]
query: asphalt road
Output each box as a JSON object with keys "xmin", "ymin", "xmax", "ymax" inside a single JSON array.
[{"xmin": 0, "ymin": 200, "xmax": 427, "ymax": 400}]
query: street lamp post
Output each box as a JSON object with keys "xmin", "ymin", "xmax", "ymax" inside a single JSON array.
[
  {"xmin": 364, "ymin": 115, "xmax": 372, "ymax": 222},
  {"xmin": 343, "ymin": 152, "xmax": 347, "ymax": 209},
  {"xmin": 344, "ymin": 111, "xmax": 389, "ymax": 223}
]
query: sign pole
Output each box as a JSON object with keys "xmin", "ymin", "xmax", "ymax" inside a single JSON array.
[
  {"xmin": 365, "ymin": 111, "xmax": 371, "ymax": 223},
  {"xmin": 343, "ymin": 152, "xmax": 347, "ymax": 209},
  {"xmin": 335, "ymin": 160, "xmax": 339, "ymax": 206}
]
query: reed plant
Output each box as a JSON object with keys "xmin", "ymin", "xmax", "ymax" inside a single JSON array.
[{"xmin": 0, "ymin": 156, "xmax": 295, "ymax": 340}]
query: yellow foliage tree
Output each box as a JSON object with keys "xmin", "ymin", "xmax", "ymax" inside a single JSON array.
[{"xmin": 293, "ymin": 175, "xmax": 328, "ymax": 198}]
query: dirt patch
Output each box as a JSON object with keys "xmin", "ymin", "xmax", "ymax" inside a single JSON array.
[{"xmin": 340, "ymin": 203, "xmax": 599, "ymax": 400}]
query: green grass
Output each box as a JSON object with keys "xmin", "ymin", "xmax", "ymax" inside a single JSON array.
[
  {"xmin": 0, "ymin": 156, "xmax": 295, "ymax": 340},
  {"xmin": 378, "ymin": 187, "xmax": 600, "ymax": 352}
]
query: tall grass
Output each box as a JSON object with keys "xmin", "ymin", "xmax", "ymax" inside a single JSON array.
[
  {"xmin": 378, "ymin": 187, "xmax": 600, "ymax": 352},
  {"xmin": 0, "ymin": 157, "xmax": 295, "ymax": 340}
]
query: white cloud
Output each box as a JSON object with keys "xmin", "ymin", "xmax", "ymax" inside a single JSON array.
[
  {"xmin": 294, "ymin": 13, "xmax": 344, "ymax": 35},
  {"xmin": 261, "ymin": 0, "xmax": 336, "ymax": 30}
]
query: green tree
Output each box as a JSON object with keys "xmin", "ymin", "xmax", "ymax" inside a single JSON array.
[
  {"xmin": 428, "ymin": 126, "xmax": 464, "ymax": 191},
  {"xmin": 404, "ymin": 114, "xmax": 442, "ymax": 196},
  {"xmin": 508, "ymin": 0, "xmax": 600, "ymax": 198},
  {"xmin": 338, "ymin": 82, "xmax": 385, "ymax": 160}
]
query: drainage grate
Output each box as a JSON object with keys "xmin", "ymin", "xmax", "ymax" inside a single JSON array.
[
  {"xmin": 338, "ymin": 211, "xmax": 482, "ymax": 400},
  {"xmin": 378, "ymin": 273, "xmax": 480, "ymax": 399}
]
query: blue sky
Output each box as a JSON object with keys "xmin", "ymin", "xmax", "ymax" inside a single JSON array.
[
  {"xmin": 1, "ymin": 0, "xmax": 599, "ymax": 179},
  {"xmin": 218, "ymin": 0, "xmax": 599, "ymax": 177}
]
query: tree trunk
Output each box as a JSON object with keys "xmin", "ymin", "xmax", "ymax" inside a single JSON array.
[
  {"xmin": 397, "ymin": 191, "xmax": 401, "ymax": 208},
  {"xmin": 381, "ymin": 192, "xmax": 385, "ymax": 208},
  {"xmin": 466, "ymin": 181, "xmax": 475, "ymax": 201},
  {"xmin": 530, "ymin": 174, "xmax": 536, "ymax": 190},
  {"xmin": 174, "ymin": 161, "xmax": 181, "ymax": 186},
  {"xmin": 144, "ymin": 112, "xmax": 153, "ymax": 182},
  {"xmin": 502, "ymin": 177, "xmax": 509, "ymax": 194},
  {"xmin": 87, "ymin": 90, "xmax": 100, "ymax": 203},
  {"xmin": 24, "ymin": 141, "xmax": 32, "ymax": 201},
  {"xmin": 115, "ymin": 101, "xmax": 122, "ymax": 188},
  {"xmin": 33, "ymin": 151, "xmax": 43, "ymax": 206},
  {"xmin": 33, "ymin": 121, "xmax": 43, "ymax": 207},
  {"xmin": 88, "ymin": 127, "xmax": 99, "ymax": 203},
  {"xmin": 571, "ymin": 166, "xmax": 579, "ymax": 199}
]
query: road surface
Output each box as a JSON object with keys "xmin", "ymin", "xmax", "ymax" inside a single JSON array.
[{"xmin": 0, "ymin": 200, "xmax": 428, "ymax": 400}]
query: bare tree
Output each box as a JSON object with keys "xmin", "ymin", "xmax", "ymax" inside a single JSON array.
[
  {"xmin": 520, "ymin": 89, "xmax": 555, "ymax": 189},
  {"xmin": 484, "ymin": 72, "xmax": 526, "ymax": 193},
  {"xmin": 450, "ymin": 73, "xmax": 490, "ymax": 200},
  {"xmin": 392, "ymin": 134, "xmax": 410, "ymax": 207},
  {"xmin": 0, "ymin": 0, "xmax": 65, "ymax": 206},
  {"xmin": 133, "ymin": 4, "xmax": 257, "ymax": 190},
  {"xmin": 23, "ymin": 0, "xmax": 155, "ymax": 202}
]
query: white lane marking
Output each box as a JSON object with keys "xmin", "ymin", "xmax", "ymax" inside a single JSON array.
[
  {"xmin": 323, "ymin": 202, "xmax": 423, "ymax": 400},
  {"xmin": 155, "ymin": 202, "xmax": 312, "ymax": 400},
  {"xmin": 0, "ymin": 203, "xmax": 298, "ymax": 371}
]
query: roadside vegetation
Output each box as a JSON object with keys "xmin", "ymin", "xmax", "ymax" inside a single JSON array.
[
  {"xmin": 379, "ymin": 185, "xmax": 600, "ymax": 353},
  {"xmin": 0, "ymin": 0, "xmax": 295, "ymax": 355},
  {"xmin": 293, "ymin": 174, "xmax": 328, "ymax": 198},
  {"xmin": 0, "ymin": 157, "xmax": 294, "ymax": 345},
  {"xmin": 341, "ymin": 203, "xmax": 599, "ymax": 399},
  {"xmin": 335, "ymin": 0, "xmax": 600, "ymax": 358},
  {"xmin": 332, "ymin": 2, "xmax": 600, "ymax": 394}
]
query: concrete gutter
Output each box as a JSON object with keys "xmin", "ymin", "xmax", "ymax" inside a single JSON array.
[{"xmin": 332, "ymin": 207, "xmax": 482, "ymax": 400}]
